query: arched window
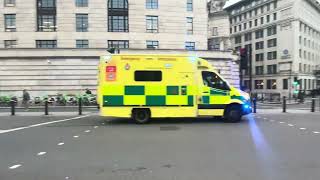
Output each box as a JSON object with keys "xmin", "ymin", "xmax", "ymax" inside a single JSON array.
[{"xmin": 108, "ymin": 0, "xmax": 129, "ymax": 32}]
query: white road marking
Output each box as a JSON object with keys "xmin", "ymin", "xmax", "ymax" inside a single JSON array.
[
  {"xmin": 65, "ymin": 177, "xmax": 70, "ymax": 179},
  {"xmin": 9, "ymin": 164, "xmax": 22, "ymax": 169},
  {"xmin": 279, "ymin": 122, "xmax": 285, "ymax": 124},
  {"xmin": 85, "ymin": 130, "xmax": 91, "ymax": 133},
  {"xmin": 37, "ymin": 152, "xmax": 47, "ymax": 156},
  {"xmin": 73, "ymin": 135, "xmax": 79, "ymax": 138},
  {"xmin": 288, "ymin": 124, "xmax": 294, "ymax": 127},
  {"xmin": 58, "ymin": 142, "xmax": 65, "ymax": 146},
  {"xmin": 313, "ymin": 131, "xmax": 320, "ymax": 134},
  {"xmin": 102, "ymin": 123, "xmax": 105, "ymax": 125},
  {"xmin": 0, "ymin": 115, "xmax": 91, "ymax": 135},
  {"xmin": 263, "ymin": 118, "xmax": 267, "ymax": 120},
  {"xmin": 94, "ymin": 126, "xmax": 98, "ymax": 129},
  {"xmin": 299, "ymin": 128, "xmax": 306, "ymax": 130},
  {"xmin": 270, "ymin": 120, "xmax": 275, "ymax": 122}
]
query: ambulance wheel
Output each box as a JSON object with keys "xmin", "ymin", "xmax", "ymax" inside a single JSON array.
[
  {"xmin": 224, "ymin": 105, "xmax": 242, "ymax": 123},
  {"xmin": 132, "ymin": 109, "xmax": 151, "ymax": 124}
]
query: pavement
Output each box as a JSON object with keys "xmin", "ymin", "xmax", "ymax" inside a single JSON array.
[{"xmin": 1, "ymin": 110, "xmax": 320, "ymax": 180}]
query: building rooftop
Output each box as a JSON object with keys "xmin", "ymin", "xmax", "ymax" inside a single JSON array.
[{"xmin": 223, "ymin": 0, "xmax": 320, "ymax": 10}]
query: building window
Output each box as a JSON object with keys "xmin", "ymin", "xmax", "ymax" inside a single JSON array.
[
  {"xmin": 244, "ymin": 23, "xmax": 247, "ymax": 30},
  {"xmin": 238, "ymin": 24, "xmax": 242, "ymax": 31},
  {"xmin": 76, "ymin": 40, "xmax": 89, "ymax": 48},
  {"xmin": 108, "ymin": 16, "xmax": 128, "ymax": 32},
  {"xmin": 255, "ymin": 19, "xmax": 258, "ymax": 26},
  {"xmin": 38, "ymin": 15, "xmax": 56, "ymax": 32},
  {"xmin": 267, "ymin": 79, "xmax": 277, "ymax": 89},
  {"xmin": 4, "ymin": 40, "xmax": 17, "ymax": 48},
  {"xmin": 255, "ymin": 80, "xmax": 264, "ymax": 89},
  {"xmin": 273, "ymin": 13, "xmax": 277, "ymax": 20},
  {"xmin": 244, "ymin": 32, "xmax": 252, "ymax": 41},
  {"xmin": 37, "ymin": 0, "xmax": 56, "ymax": 32},
  {"xmin": 187, "ymin": 0, "xmax": 193, "ymax": 11},
  {"xmin": 234, "ymin": 26, "xmax": 237, "ymax": 33},
  {"xmin": 4, "ymin": 0, "xmax": 15, "ymax": 7},
  {"xmin": 255, "ymin": 41, "xmax": 264, "ymax": 50},
  {"xmin": 76, "ymin": 0, "xmax": 88, "ymax": 7},
  {"xmin": 256, "ymin": 53, "xmax": 264, "ymax": 61},
  {"xmin": 299, "ymin": 49, "xmax": 302, "ymax": 58},
  {"xmin": 146, "ymin": 16, "xmax": 158, "ymax": 33},
  {"xmin": 146, "ymin": 40, "xmax": 159, "ymax": 49},
  {"xmin": 260, "ymin": 17, "xmax": 264, "ymax": 25},
  {"xmin": 208, "ymin": 38, "xmax": 220, "ymax": 50},
  {"xmin": 4, "ymin": 14, "xmax": 16, "ymax": 32},
  {"xmin": 249, "ymin": 21, "xmax": 252, "ymax": 28},
  {"xmin": 267, "ymin": 26, "xmax": 277, "ymax": 36},
  {"xmin": 267, "ymin": 15, "xmax": 270, "ymax": 22},
  {"xmin": 267, "ymin": 64, "xmax": 277, "ymax": 74},
  {"xmin": 267, "ymin": 38, "xmax": 277, "ymax": 47},
  {"xmin": 299, "ymin": 63, "xmax": 302, "ymax": 72},
  {"xmin": 212, "ymin": 27, "xmax": 218, "ymax": 36},
  {"xmin": 76, "ymin": 14, "xmax": 88, "ymax": 32},
  {"xmin": 108, "ymin": 40, "xmax": 129, "ymax": 49},
  {"xmin": 36, "ymin": 40, "xmax": 57, "ymax": 48},
  {"xmin": 108, "ymin": 0, "xmax": 129, "ymax": 32},
  {"xmin": 146, "ymin": 0, "xmax": 158, "ymax": 9},
  {"xmin": 187, "ymin": 17, "xmax": 193, "ymax": 34},
  {"xmin": 283, "ymin": 79, "xmax": 288, "ymax": 90},
  {"xmin": 235, "ymin": 36, "xmax": 242, "ymax": 44},
  {"xmin": 255, "ymin": 29, "xmax": 264, "ymax": 39},
  {"xmin": 255, "ymin": 66, "xmax": 264, "ymax": 75},
  {"xmin": 274, "ymin": 0, "xmax": 277, "ymax": 9},
  {"xmin": 185, "ymin": 42, "xmax": 195, "ymax": 50},
  {"xmin": 38, "ymin": 0, "xmax": 56, "ymax": 8},
  {"xmin": 267, "ymin": 3, "xmax": 270, "ymax": 11},
  {"xmin": 267, "ymin": 51, "xmax": 277, "ymax": 60}
]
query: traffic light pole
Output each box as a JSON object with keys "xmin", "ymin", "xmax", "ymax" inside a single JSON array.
[
  {"xmin": 239, "ymin": 60, "xmax": 243, "ymax": 90},
  {"xmin": 248, "ymin": 45, "xmax": 253, "ymax": 92}
]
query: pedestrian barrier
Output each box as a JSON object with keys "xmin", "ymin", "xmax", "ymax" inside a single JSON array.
[
  {"xmin": 10, "ymin": 100, "xmax": 15, "ymax": 116},
  {"xmin": 45, "ymin": 100, "xmax": 49, "ymax": 115},
  {"xmin": 282, "ymin": 96, "xmax": 287, "ymax": 113}
]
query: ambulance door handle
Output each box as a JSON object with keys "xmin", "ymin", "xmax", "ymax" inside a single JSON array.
[{"xmin": 203, "ymin": 91, "xmax": 209, "ymax": 94}]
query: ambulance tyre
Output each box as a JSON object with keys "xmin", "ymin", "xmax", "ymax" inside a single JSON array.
[
  {"xmin": 132, "ymin": 109, "xmax": 151, "ymax": 124},
  {"xmin": 224, "ymin": 105, "xmax": 242, "ymax": 123}
]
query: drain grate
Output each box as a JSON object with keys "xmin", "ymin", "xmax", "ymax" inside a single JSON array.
[{"xmin": 160, "ymin": 126, "xmax": 180, "ymax": 131}]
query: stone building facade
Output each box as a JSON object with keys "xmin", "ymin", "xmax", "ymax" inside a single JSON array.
[
  {"xmin": 0, "ymin": 0, "xmax": 239, "ymax": 98},
  {"xmin": 225, "ymin": 0, "xmax": 320, "ymax": 100}
]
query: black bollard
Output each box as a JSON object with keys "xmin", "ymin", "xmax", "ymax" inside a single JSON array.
[
  {"xmin": 253, "ymin": 98, "xmax": 257, "ymax": 113},
  {"xmin": 10, "ymin": 100, "xmax": 15, "ymax": 116},
  {"xmin": 45, "ymin": 100, "xmax": 49, "ymax": 115},
  {"xmin": 78, "ymin": 97, "xmax": 82, "ymax": 115},
  {"xmin": 311, "ymin": 96, "xmax": 315, "ymax": 112},
  {"xmin": 283, "ymin": 96, "xmax": 287, "ymax": 113}
]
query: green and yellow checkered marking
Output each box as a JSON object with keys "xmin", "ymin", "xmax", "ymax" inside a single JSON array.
[{"xmin": 103, "ymin": 85, "xmax": 194, "ymax": 107}]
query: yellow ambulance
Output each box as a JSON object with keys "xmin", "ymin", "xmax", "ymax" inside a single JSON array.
[{"xmin": 97, "ymin": 54, "xmax": 251, "ymax": 123}]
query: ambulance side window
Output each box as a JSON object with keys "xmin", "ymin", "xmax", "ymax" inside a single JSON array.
[
  {"xmin": 135, "ymin": 71, "xmax": 162, "ymax": 81},
  {"xmin": 202, "ymin": 71, "xmax": 230, "ymax": 90}
]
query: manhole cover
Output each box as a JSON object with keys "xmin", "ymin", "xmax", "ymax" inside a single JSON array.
[{"xmin": 160, "ymin": 126, "xmax": 180, "ymax": 131}]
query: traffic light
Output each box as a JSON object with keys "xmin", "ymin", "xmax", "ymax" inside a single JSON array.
[
  {"xmin": 293, "ymin": 77, "xmax": 299, "ymax": 86},
  {"xmin": 239, "ymin": 48, "xmax": 248, "ymax": 70}
]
